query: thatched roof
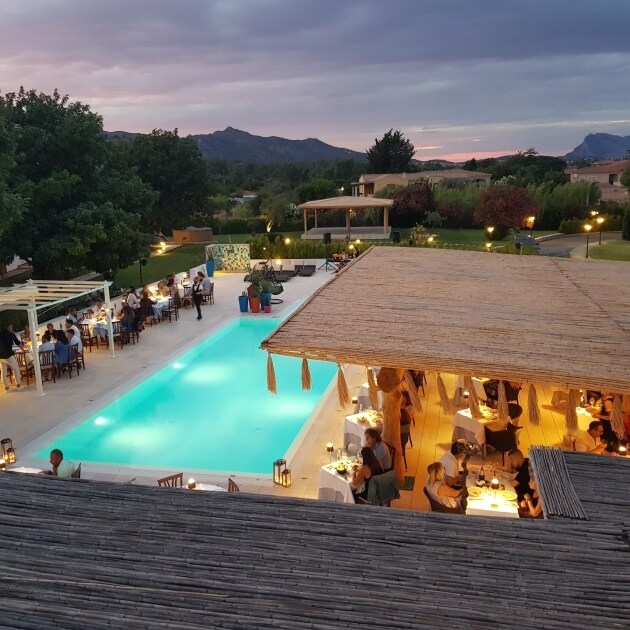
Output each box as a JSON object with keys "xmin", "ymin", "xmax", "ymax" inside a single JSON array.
[
  {"xmin": 2, "ymin": 451, "xmax": 630, "ymax": 629},
  {"xmin": 298, "ymin": 195, "xmax": 393, "ymax": 210},
  {"xmin": 261, "ymin": 247, "xmax": 630, "ymax": 393}
]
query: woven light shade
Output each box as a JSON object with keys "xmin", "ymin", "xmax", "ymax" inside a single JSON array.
[
  {"xmin": 497, "ymin": 381, "xmax": 509, "ymax": 422},
  {"xmin": 464, "ymin": 374, "xmax": 482, "ymax": 419},
  {"xmin": 611, "ymin": 394, "xmax": 626, "ymax": 440},
  {"xmin": 565, "ymin": 389, "xmax": 579, "ymax": 437},
  {"xmin": 337, "ymin": 364, "xmax": 350, "ymax": 407},
  {"xmin": 436, "ymin": 373, "xmax": 454, "ymax": 415},
  {"xmin": 528, "ymin": 384, "xmax": 541, "ymax": 426},
  {"xmin": 266, "ymin": 354, "xmax": 277, "ymax": 395},
  {"xmin": 367, "ymin": 368, "xmax": 380, "ymax": 409},
  {"xmin": 301, "ymin": 358, "xmax": 311, "ymax": 391},
  {"xmin": 403, "ymin": 370, "xmax": 423, "ymax": 413}
]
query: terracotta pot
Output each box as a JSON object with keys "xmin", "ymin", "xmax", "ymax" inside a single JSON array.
[{"xmin": 249, "ymin": 297, "xmax": 260, "ymax": 313}]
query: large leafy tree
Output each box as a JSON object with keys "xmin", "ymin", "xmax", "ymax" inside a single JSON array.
[
  {"xmin": 366, "ymin": 129, "xmax": 415, "ymax": 173},
  {"xmin": 124, "ymin": 129, "xmax": 210, "ymax": 232},
  {"xmin": 296, "ymin": 178, "xmax": 338, "ymax": 203},
  {"xmin": 474, "ymin": 186, "xmax": 539, "ymax": 233},
  {"xmin": 391, "ymin": 183, "xmax": 435, "ymax": 227},
  {"xmin": 0, "ymin": 88, "xmax": 152, "ymax": 278}
]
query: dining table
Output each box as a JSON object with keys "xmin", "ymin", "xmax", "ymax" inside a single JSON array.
[
  {"xmin": 189, "ymin": 483, "xmax": 227, "ymax": 493},
  {"xmin": 152, "ymin": 297, "xmax": 171, "ymax": 319},
  {"xmin": 344, "ymin": 409, "xmax": 383, "ymax": 448},
  {"xmin": 453, "ymin": 375, "xmax": 488, "ymax": 405},
  {"xmin": 451, "ymin": 405, "xmax": 498, "ymax": 446},
  {"xmin": 83, "ymin": 317, "xmax": 119, "ymax": 339},
  {"xmin": 465, "ymin": 468, "xmax": 519, "ymax": 518},
  {"xmin": 318, "ymin": 458, "xmax": 360, "ymax": 504}
]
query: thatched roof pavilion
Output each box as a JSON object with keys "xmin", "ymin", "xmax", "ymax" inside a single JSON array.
[
  {"xmin": 1, "ymin": 450, "xmax": 629, "ymax": 629},
  {"xmin": 261, "ymin": 247, "xmax": 630, "ymax": 394}
]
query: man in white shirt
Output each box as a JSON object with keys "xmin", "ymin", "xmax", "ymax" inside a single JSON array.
[
  {"xmin": 126, "ymin": 287, "xmax": 140, "ymax": 309},
  {"xmin": 64, "ymin": 318, "xmax": 81, "ymax": 339},
  {"xmin": 574, "ymin": 420, "xmax": 606, "ymax": 454},
  {"xmin": 38, "ymin": 332, "xmax": 56, "ymax": 353},
  {"xmin": 48, "ymin": 449, "xmax": 76, "ymax": 478},
  {"xmin": 439, "ymin": 441, "xmax": 467, "ymax": 487},
  {"xmin": 198, "ymin": 272, "xmax": 212, "ymax": 296},
  {"xmin": 66, "ymin": 329, "xmax": 83, "ymax": 354}
]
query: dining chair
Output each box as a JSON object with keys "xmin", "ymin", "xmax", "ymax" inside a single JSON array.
[
  {"xmin": 157, "ymin": 473, "xmax": 184, "ymax": 487},
  {"xmin": 71, "ymin": 463, "xmax": 82, "ymax": 479},
  {"xmin": 14, "ymin": 352, "xmax": 34, "ymax": 386},
  {"xmin": 67, "ymin": 345, "xmax": 82, "ymax": 378},
  {"xmin": 78, "ymin": 323, "xmax": 99, "ymax": 352},
  {"xmin": 39, "ymin": 349, "xmax": 56, "ymax": 383},
  {"xmin": 484, "ymin": 422, "xmax": 522, "ymax": 466},
  {"xmin": 423, "ymin": 487, "xmax": 465, "ymax": 514},
  {"xmin": 162, "ymin": 298, "xmax": 179, "ymax": 323},
  {"xmin": 228, "ymin": 478, "xmax": 240, "ymax": 492}
]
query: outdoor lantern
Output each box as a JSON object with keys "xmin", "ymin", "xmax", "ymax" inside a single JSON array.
[
  {"xmin": 1, "ymin": 439, "xmax": 15, "ymax": 464},
  {"xmin": 281, "ymin": 468, "xmax": 292, "ymax": 488},
  {"xmin": 491, "ymin": 477, "xmax": 500, "ymax": 491},
  {"xmin": 187, "ymin": 478, "xmax": 196, "ymax": 490},
  {"xmin": 619, "ymin": 445, "xmax": 627, "ymax": 457},
  {"xmin": 351, "ymin": 396, "xmax": 358, "ymax": 405},
  {"xmin": 326, "ymin": 443, "xmax": 335, "ymax": 463},
  {"xmin": 273, "ymin": 459, "xmax": 286, "ymax": 485},
  {"xmin": 0, "ymin": 458, "xmax": 5, "ymax": 471}
]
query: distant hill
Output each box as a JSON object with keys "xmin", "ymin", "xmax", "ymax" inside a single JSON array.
[
  {"xmin": 564, "ymin": 133, "xmax": 630, "ymax": 161},
  {"xmin": 105, "ymin": 127, "xmax": 366, "ymax": 163}
]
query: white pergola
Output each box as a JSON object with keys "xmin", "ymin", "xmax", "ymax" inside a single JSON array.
[{"xmin": 0, "ymin": 279, "xmax": 116, "ymax": 396}]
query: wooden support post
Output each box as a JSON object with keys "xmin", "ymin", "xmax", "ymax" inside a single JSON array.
[
  {"xmin": 27, "ymin": 306, "xmax": 44, "ymax": 396},
  {"xmin": 314, "ymin": 209, "xmax": 318, "ymax": 228},
  {"xmin": 378, "ymin": 368, "xmax": 405, "ymax": 485},
  {"xmin": 302, "ymin": 208, "xmax": 308, "ymax": 235},
  {"xmin": 383, "ymin": 206, "xmax": 389, "ymax": 234}
]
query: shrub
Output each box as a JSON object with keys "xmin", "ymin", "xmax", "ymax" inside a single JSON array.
[{"xmin": 623, "ymin": 207, "xmax": 630, "ymax": 240}]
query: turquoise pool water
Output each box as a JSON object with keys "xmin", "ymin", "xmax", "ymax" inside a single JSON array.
[{"xmin": 37, "ymin": 318, "xmax": 337, "ymax": 474}]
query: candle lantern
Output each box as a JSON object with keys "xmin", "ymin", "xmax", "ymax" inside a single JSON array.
[
  {"xmin": 273, "ymin": 459, "xmax": 286, "ymax": 485},
  {"xmin": 1, "ymin": 439, "xmax": 16, "ymax": 464},
  {"xmin": 187, "ymin": 478, "xmax": 197, "ymax": 490},
  {"xmin": 281, "ymin": 468, "xmax": 292, "ymax": 488},
  {"xmin": 619, "ymin": 445, "xmax": 627, "ymax": 457},
  {"xmin": 490, "ymin": 477, "xmax": 500, "ymax": 491},
  {"xmin": 0, "ymin": 458, "xmax": 5, "ymax": 471},
  {"xmin": 326, "ymin": 443, "xmax": 335, "ymax": 463}
]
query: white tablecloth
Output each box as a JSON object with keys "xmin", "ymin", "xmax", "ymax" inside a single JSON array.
[
  {"xmin": 454, "ymin": 375, "xmax": 488, "ymax": 405},
  {"xmin": 8, "ymin": 467, "xmax": 43, "ymax": 474},
  {"xmin": 318, "ymin": 461, "xmax": 357, "ymax": 504},
  {"xmin": 191, "ymin": 483, "xmax": 227, "ymax": 492},
  {"xmin": 84, "ymin": 318, "xmax": 118, "ymax": 338},
  {"xmin": 344, "ymin": 410, "xmax": 383, "ymax": 448},
  {"xmin": 465, "ymin": 471, "xmax": 518, "ymax": 518},
  {"xmin": 451, "ymin": 406, "xmax": 497, "ymax": 445},
  {"xmin": 355, "ymin": 382, "xmax": 382, "ymax": 411},
  {"xmin": 153, "ymin": 298, "xmax": 170, "ymax": 318}
]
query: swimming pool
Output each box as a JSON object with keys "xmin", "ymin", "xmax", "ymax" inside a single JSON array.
[{"xmin": 37, "ymin": 318, "xmax": 337, "ymax": 474}]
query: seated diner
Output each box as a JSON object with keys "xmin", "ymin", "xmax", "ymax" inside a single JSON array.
[
  {"xmin": 364, "ymin": 427, "xmax": 391, "ymax": 471},
  {"xmin": 439, "ymin": 441, "xmax": 467, "ymax": 487},
  {"xmin": 44, "ymin": 449, "xmax": 76, "ymax": 478},
  {"xmin": 350, "ymin": 446, "xmax": 383, "ymax": 503},
  {"xmin": 425, "ymin": 462, "xmax": 463, "ymax": 510}
]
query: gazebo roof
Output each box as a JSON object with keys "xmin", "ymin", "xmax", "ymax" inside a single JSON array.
[
  {"xmin": 298, "ymin": 195, "xmax": 393, "ymax": 210},
  {"xmin": 261, "ymin": 247, "xmax": 630, "ymax": 394},
  {"xmin": 0, "ymin": 279, "xmax": 110, "ymax": 312}
]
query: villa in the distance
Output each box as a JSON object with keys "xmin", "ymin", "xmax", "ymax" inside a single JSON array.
[
  {"xmin": 351, "ymin": 169, "xmax": 491, "ymax": 197},
  {"xmin": 565, "ymin": 159, "xmax": 630, "ymax": 202}
]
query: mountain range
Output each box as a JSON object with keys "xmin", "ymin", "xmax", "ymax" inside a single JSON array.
[{"xmin": 105, "ymin": 128, "xmax": 630, "ymax": 164}]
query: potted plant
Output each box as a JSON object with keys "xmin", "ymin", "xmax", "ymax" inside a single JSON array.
[
  {"xmin": 247, "ymin": 269, "xmax": 262, "ymax": 313},
  {"xmin": 205, "ymin": 250, "xmax": 215, "ymax": 277},
  {"xmin": 259, "ymin": 280, "xmax": 274, "ymax": 310}
]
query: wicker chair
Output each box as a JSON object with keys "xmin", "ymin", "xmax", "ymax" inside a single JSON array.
[{"xmin": 157, "ymin": 473, "xmax": 183, "ymax": 487}]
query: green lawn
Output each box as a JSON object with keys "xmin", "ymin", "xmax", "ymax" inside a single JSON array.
[
  {"xmin": 112, "ymin": 244, "xmax": 208, "ymax": 291},
  {"xmin": 590, "ymin": 241, "xmax": 630, "ymax": 262}
]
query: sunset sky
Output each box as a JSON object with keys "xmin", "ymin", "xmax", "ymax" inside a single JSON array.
[{"xmin": 1, "ymin": 0, "xmax": 629, "ymax": 161}]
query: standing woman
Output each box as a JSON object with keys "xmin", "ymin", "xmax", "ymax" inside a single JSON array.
[{"xmin": 192, "ymin": 276, "xmax": 203, "ymax": 321}]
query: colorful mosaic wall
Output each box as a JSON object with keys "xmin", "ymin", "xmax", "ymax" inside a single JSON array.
[{"xmin": 205, "ymin": 244, "xmax": 250, "ymax": 272}]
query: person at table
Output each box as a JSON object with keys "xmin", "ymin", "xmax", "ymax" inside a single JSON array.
[
  {"xmin": 167, "ymin": 276, "xmax": 181, "ymax": 301},
  {"xmin": 38, "ymin": 332, "xmax": 56, "ymax": 354},
  {"xmin": 53, "ymin": 331, "xmax": 71, "ymax": 365},
  {"xmin": 67, "ymin": 306, "xmax": 83, "ymax": 323},
  {"xmin": 119, "ymin": 304, "xmax": 137, "ymax": 335},
  {"xmin": 64, "ymin": 318, "xmax": 81, "ymax": 339},
  {"xmin": 46, "ymin": 322, "xmax": 65, "ymax": 342},
  {"xmin": 66, "ymin": 328, "xmax": 83, "ymax": 354},
  {"xmin": 520, "ymin": 479, "xmax": 543, "ymax": 518},
  {"xmin": 503, "ymin": 449, "xmax": 532, "ymax": 500},
  {"xmin": 94, "ymin": 300, "xmax": 107, "ymax": 319},
  {"xmin": 439, "ymin": 441, "xmax": 467, "ymax": 487},
  {"xmin": 0, "ymin": 324, "xmax": 23, "ymax": 392},
  {"xmin": 364, "ymin": 428, "xmax": 391, "ymax": 471},
  {"xmin": 126, "ymin": 286, "xmax": 141, "ymax": 310},
  {"xmin": 197, "ymin": 271, "xmax": 212, "ymax": 296},
  {"xmin": 425, "ymin": 462, "xmax": 463, "ymax": 509},
  {"xmin": 140, "ymin": 290, "xmax": 157, "ymax": 314},
  {"xmin": 21, "ymin": 324, "xmax": 31, "ymax": 344},
  {"xmin": 45, "ymin": 449, "xmax": 76, "ymax": 478},
  {"xmin": 574, "ymin": 420, "xmax": 607, "ymax": 454},
  {"xmin": 350, "ymin": 446, "xmax": 384, "ymax": 503},
  {"xmin": 594, "ymin": 391, "xmax": 619, "ymax": 450}
]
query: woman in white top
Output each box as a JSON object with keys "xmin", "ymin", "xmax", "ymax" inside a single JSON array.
[{"xmin": 425, "ymin": 462, "xmax": 463, "ymax": 509}]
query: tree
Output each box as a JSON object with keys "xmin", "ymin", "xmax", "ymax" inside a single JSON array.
[
  {"xmin": 0, "ymin": 88, "xmax": 152, "ymax": 278},
  {"xmin": 366, "ymin": 129, "xmax": 415, "ymax": 173},
  {"xmin": 125, "ymin": 129, "xmax": 210, "ymax": 232},
  {"xmin": 260, "ymin": 194, "xmax": 291, "ymax": 231},
  {"xmin": 623, "ymin": 207, "xmax": 630, "ymax": 241},
  {"xmin": 391, "ymin": 183, "xmax": 435, "ymax": 227},
  {"xmin": 621, "ymin": 166, "xmax": 630, "ymax": 194},
  {"xmin": 296, "ymin": 178, "xmax": 338, "ymax": 203},
  {"xmin": 474, "ymin": 186, "xmax": 539, "ymax": 236},
  {"xmin": 462, "ymin": 158, "xmax": 478, "ymax": 171}
]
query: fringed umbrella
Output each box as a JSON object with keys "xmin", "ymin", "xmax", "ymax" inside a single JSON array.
[
  {"xmin": 611, "ymin": 394, "xmax": 626, "ymax": 441},
  {"xmin": 565, "ymin": 389, "xmax": 579, "ymax": 437},
  {"xmin": 497, "ymin": 380, "xmax": 509, "ymax": 422},
  {"xmin": 528, "ymin": 384, "xmax": 541, "ymax": 425},
  {"xmin": 301, "ymin": 358, "xmax": 311, "ymax": 391},
  {"xmin": 266, "ymin": 353, "xmax": 277, "ymax": 395},
  {"xmin": 367, "ymin": 367, "xmax": 380, "ymax": 409},
  {"xmin": 464, "ymin": 374, "xmax": 482, "ymax": 419},
  {"xmin": 436, "ymin": 373, "xmax": 454, "ymax": 415},
  {"xmin": 403, "ymin": 370, "xmax": 423, "ymax": 413},
  {"xmin": 337, "ymin": 364, "xmax": 349, "ymax": 407}
]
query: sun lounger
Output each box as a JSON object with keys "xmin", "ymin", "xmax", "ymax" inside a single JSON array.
[{"xmin": 299, "ymin": 265, "xmax": 316, "ymax": 277}]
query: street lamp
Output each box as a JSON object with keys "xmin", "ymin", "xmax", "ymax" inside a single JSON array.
[
  {"xmin": 584, "ymin": 223, "xmax": 592, "ymax": 258},
  {"xmin": 486, "ymin": 226, "xmax": 495, "ymax": 240},
  {"xmin": 590, "ymin": 210, "xmax": 599, "ymax": 218},
  {"xmin": 527, "ymin": 216, "xmax": 536, "ymax": 237},
  {"xmin": 596, "ymin": 216, "xmax": 605, "ymax": 244}
]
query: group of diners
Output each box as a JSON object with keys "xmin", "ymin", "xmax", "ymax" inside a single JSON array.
[{"xmin": 425, "ymin": 441, "xmax": 543, "ymax": 518}]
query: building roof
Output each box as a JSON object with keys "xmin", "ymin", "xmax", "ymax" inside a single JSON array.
[
  {"xmin": 1, "ymin": 451, "xmax": 629, "ymax": 629},
  {"xmin": 262, "ymin": 246, "xmax": 630, "ymax": 394},
  {"xmin": 298, "ymin": 195, "xmax": 393, "ymax": 210},
  {"xmin": 565, "ymin": 159, "xmax": 630, "ymax": 175}
]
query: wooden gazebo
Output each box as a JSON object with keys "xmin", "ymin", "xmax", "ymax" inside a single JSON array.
[{"xmin": 298, "ymin": 196, "xmax": 393, "ymax": 241}]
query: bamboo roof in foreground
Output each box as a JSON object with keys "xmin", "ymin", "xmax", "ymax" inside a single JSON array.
[
  {"xmin": 1, "ymin": 452, "xmax": 629, "ymax": 629},
  {"xmin": 262, "ymin": 247, "xmax": 630, "ymax": 393}
]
